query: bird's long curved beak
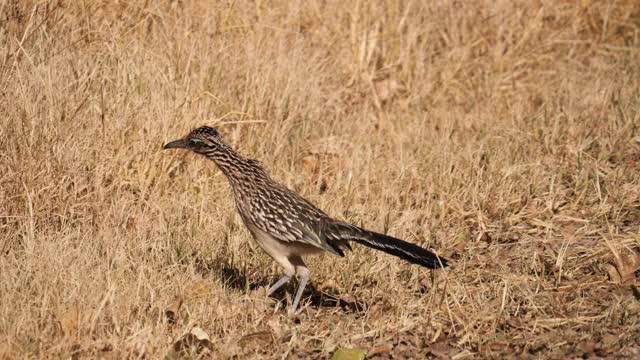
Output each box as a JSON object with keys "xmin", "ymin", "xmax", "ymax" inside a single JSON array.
[{"xmin": 163, "ymin": 138, "xmax": 189, "ymax": 150}]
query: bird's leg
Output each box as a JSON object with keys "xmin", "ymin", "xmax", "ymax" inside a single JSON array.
[
  {"xmin": 290, "ymin": 264, "xmax": 310, "ymax": 316},
  {"xmin": 267, "ymin": 275, "xmax": 291, "ymax": 296}
]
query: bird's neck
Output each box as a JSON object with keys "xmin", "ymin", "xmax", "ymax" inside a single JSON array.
[{"xmin": 205, "ymin": 147, "xmax": 270, "ymax": 188}]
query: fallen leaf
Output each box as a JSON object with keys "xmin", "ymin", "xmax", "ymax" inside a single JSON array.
[
  {"xmin": 427, "ymin": 339, "xmax": 451, "ymax": 358},
  {"xmin": 608, "ymin": 251, "xmax": 640, "ymax": 283},
  {"xmin": 173, "ymin": 326, "xmax": 213, "ymax": 355},
  {"xmin": 373, "ymin": 78, "xmax": 406, "ymax": 103},
  {"xmin": 332, "ymin": 348, "xmax": 366, "ymax": 360},
  {"xmin": 190, "ymin": 327, "xmax": 210, "ymax": 341},
  {"xmin": 418, "ymin": 276, "xmax": 433, "ymax": 293},
  {"xmin": 317, "ymin": 279, "xmax": 339, "ymax": 292},
  {"xmin": 578, "ymin": 340, "xmax": 596, "ymax": 355},
  {"xmin": 478, "ymin": 232, "xmax": 492, "ymax": 244},
  {"xmin": 238, "ymin": 331, "xmax": 273, "ymax": 347},
  {"xmin": 165, "ymin": 296, "xmax": 183, "ymax": 325},
  {"xmin": 605, "ymin": 264, "xmax": 622, "ymax": 283},
  {"xmin": 340, "ymin": 293, "xmax": 357, "ymax": 306},
  {"xmin": 368, "ymin": 344, "xmax": 392, "ymax": 356},
  {"xmin": 600, "ymin": 333, "xmax": 618, "ymax": 351},
  {"xmin": 479, "ymin": 342, "xmax": 509, "ymax": 352}
]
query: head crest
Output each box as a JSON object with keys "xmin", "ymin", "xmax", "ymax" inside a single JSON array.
[{"xmin": 192, "ymin": 126, "xmax": 220, "ymax": 137}]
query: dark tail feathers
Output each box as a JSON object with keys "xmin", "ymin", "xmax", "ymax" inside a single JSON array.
[{"xmin": 336, "ymin": 224, "xmax": 448, "ymax": 269}]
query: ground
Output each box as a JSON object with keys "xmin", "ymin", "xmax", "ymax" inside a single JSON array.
[{"xmin": 1, "ymin": 0, "xmax": 640, "ymax": 358}]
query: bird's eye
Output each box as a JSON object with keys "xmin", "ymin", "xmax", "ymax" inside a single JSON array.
[{"xmin": 189, "ymin": 139, "xmax": 200, "ymax": 147}]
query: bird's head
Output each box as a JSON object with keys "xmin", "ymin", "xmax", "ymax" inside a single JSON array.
[{"xmin": 163, "ymin": 126, "xmax": 228, "ymax": 155}]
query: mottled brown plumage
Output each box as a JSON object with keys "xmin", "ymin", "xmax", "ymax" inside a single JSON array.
[{"xmin": 163, "ymin": 126, "xmax": 448, "ymax": 315}]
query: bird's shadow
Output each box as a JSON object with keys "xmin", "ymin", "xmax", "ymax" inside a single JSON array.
[
  {"xmin": 268, "ymin": 282, "xmax": 366, "ymax": 314},
  {"xmin": 195, "ymin": 256, "xmax": 364, "ymax": 314},
  {"xmin": 195, "ymin": 255, "xmax": 269, "ymax": 290}
]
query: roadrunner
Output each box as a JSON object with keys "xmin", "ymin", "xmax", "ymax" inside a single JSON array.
[{"xmin": 163, "ymin": 126, "xmax": 448, "ymax": 315}]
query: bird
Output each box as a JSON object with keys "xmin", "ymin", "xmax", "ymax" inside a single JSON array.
[{"xmin": 163, "ymin": 126, "xmax": 448, "ymax": 315}]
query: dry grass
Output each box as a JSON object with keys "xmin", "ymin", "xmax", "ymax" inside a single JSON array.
[{"xmin": 2, "ymin": 0, "xmax": 640, "ymax": 358}]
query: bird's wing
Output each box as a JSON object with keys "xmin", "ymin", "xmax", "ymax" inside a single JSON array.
[{"xmin": 243, "ymin": 184, "xmax": 344, "ymax": 255}]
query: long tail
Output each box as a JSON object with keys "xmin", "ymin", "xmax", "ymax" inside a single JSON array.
[{"xmin": 325, "ymin": 221, "xmax": 448, "ymax": 269}]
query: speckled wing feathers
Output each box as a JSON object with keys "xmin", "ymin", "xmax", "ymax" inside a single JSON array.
[{"xmin": 239, "ymin": 182, "xmax": 345, "ymax": 255}]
